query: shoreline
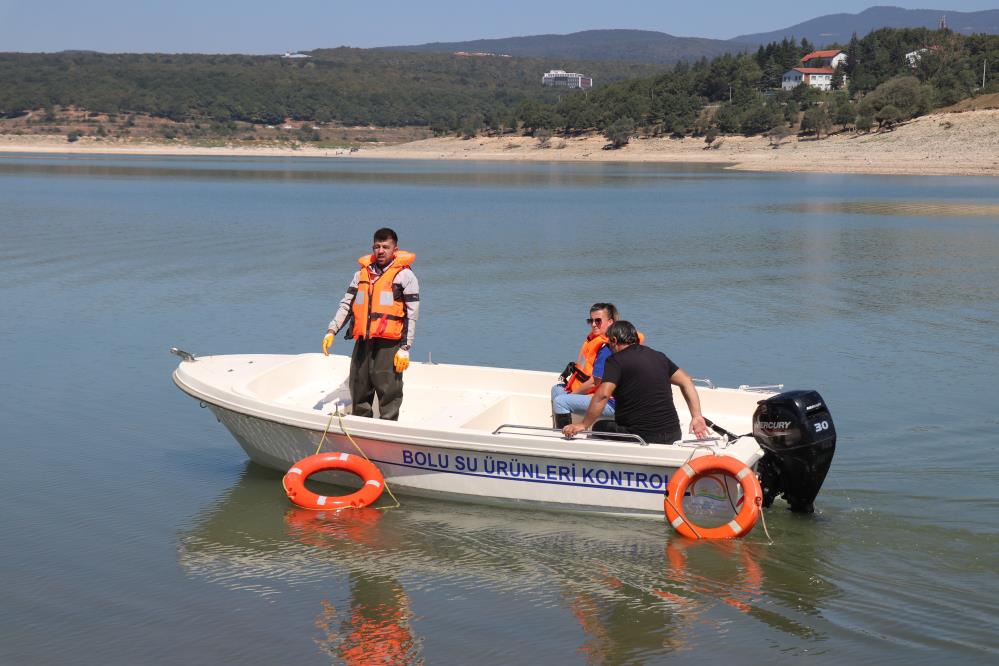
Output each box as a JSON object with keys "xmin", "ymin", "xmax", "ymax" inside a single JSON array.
[{"xmin": 2, "ymin": 109, "xmax": 997, "ymax": 177}]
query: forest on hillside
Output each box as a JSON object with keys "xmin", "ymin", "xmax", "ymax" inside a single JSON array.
[
  {"xmin": 0, "ymin": 28, "xmax": 996, "ymax": 142},
  {"xmin": 517, "ymin": 28, "xmax": 999, "ymax": 142},
  {"xmin": 0, "ymin": 48, "xmax": 658, "ymax": 130}
]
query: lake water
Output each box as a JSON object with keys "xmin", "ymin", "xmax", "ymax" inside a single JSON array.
[{"xmin": 2, "ymin": 153, "xmax": 997, "ymax": 664}]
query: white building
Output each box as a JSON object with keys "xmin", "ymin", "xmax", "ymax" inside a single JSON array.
[
  {"xmin": 282, "ymin": 52, "xmax": 311, "ymax": 59},
  {"xmin": 542, "ymin": 70, "xmax": 593, "ymax": 90},
  {"xmin": 781, "ymin": 67, "xmax": 836, "ymax": 91},
  {"xmin": 905, "ymin": 47, "xmax": 941, "ymax": 67}
]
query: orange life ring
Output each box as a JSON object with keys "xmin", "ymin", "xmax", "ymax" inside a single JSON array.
[
  {"xmin": 283, "ymin": 452, "xmax": 385, "ymax": 511},
  {"xmin": 664, "ymin": 455, "xmax": 762, "ymax": 539}
]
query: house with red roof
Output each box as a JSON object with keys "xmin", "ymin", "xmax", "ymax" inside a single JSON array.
[
  {"xmin": 801, "ymin": 49, "xmax": 848, "ymax": 69},
  {"xmin": 781, "ymin": 50, "xmax": 847, "ymax": 91}
]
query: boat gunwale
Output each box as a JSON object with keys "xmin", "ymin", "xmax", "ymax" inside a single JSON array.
[{"xmin": 173, "ymin": 376, "xmax": 763, "ymax": 470}]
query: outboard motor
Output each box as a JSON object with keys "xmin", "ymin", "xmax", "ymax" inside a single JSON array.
[{"xmin": 753, "ymin": 390, "xmax": 836, "ymax": 513}]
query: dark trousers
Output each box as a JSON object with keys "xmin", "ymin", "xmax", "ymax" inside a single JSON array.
[
  {"xmin": 593, "ymin": 420, "xmax": 681, "ymax": 445},
  {"xmin": 349, "ymin": 338, "xmax": 404, "ymax": 420}
]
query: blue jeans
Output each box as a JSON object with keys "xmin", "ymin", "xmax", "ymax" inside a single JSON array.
[{"xmin": 551, "ymin": 384, "xmax": 615, "ymax": 417}]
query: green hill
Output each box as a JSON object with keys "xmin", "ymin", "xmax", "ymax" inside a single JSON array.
[{"xmin": 0, "ymin": 48, "xmax": 661, "ymax": 128}]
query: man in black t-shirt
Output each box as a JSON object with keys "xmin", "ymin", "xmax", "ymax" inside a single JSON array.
[{"xmin": 562, "ymin": 321, "xmax": 709, "ymax": 444}]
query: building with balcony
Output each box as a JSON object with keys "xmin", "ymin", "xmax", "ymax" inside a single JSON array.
[{"xmin": 542, "ymin": 70, "xmax": 593, "ymax": 90}]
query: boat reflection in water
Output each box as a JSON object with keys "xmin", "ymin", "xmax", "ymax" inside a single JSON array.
[{"xmin": 179, "ymin": 465, "xmax": 839, "ymax": 662}]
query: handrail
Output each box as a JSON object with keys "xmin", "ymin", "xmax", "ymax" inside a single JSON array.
[
  {"xmin": 738, "ymin": 383, "xmax": 784, "ymax": 392},
  {"xmin": 674, "ymin": 436, "xmax": 723, "ymax": 446},
  {"xmin": 576, "ymin": 430, "xmax": 649, "ymax": 446},
  {"xmin": 691, "ymin": 377, "xmax": 715, "ymax": 389},
  {"xmin": 492, "ymin": 423, "xmax": 649, "ymax": 446},
  {"xmin": 491, "ymin": 424, "xmax": 572, "ymax": 437}
]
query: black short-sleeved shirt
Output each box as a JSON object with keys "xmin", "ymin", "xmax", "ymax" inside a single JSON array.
[{"xmin": 601, "ymin": 344, "xmax": 680, "ymax": 434}]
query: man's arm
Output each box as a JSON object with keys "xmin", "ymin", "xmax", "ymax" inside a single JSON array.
[
  {"xmin": 570, "ymin": 376, "xmax": 597, "ymax": 394},
  {"xmin": 397, "ymin": 269, "xmax": 419, "ymax": 349},
  {"xmin": 327, "ymin": 271, "xmax": 360, "ymax": 335},
  {"xmin": 562, "ymin": 381, "xmax": 616, "ymax": 437},
  {"xmin": 670, "ymin": 368, "xmax": 709, "ymax": 438}
]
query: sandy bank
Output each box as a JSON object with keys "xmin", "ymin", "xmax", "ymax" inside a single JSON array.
[
  {"xmin": 2, "ymin": 109, "xmax": 997, "ymax": 177},
  {"xmin": 358, "ymin": 109, "xmax": 999, "ymax": 177}
]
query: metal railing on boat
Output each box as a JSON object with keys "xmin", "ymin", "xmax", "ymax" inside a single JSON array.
[
  {"xmin": 491, "ymin": 424, "xmax": 727, "ymax": 449},
  {"xmin": 738, "ymin": 383, "xmax": 784, "ymax": 392},
  {"xmin": 491, "ymin": 424, "xmax": 650, "ymax": 446}
]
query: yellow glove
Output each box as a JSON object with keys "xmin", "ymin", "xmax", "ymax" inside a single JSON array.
[
  {"xmin": 393, "ymin": 348, "xmax": 410, "ymax": 373},
  {"xmin": 322, "ymin": 333, "xmax": 334, "ymax": 356}
]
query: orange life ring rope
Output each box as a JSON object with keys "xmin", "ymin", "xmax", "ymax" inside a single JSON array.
[
  {"xmin": 283, "ymin": 452, "xmax": 385, "ymax": 510},
  {"xmin": 664, "ymin": 455, "xmax": 762, "ymax": 539}
]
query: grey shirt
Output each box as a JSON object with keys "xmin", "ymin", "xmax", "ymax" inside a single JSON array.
[{"xmin": 328, "ymin": 260, "xmax": 420, "ymax": 348}]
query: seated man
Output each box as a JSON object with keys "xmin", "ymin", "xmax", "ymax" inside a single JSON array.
[
  {"xmin": 562, "ymin": 321, "xmax": 710, "ymax": 444},
  {"xmin": 551, "ymin": 303, "xmax": 620, "ymax": 430}
]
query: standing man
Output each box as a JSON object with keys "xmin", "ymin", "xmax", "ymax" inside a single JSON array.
[
  {"xmin": 562, "ymin": 321, "xmax": 709, "ymax": 444},
  {"xmin": 551, "ymin": 303, "xmax": 620, "ymax": 429},
  {"xmin": 322, "ymin": 228, "xmax": 419, "ymax": 420}
]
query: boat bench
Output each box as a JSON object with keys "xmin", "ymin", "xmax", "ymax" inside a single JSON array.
[{"xmin": 405, "ymin": 388, "xmax": 508, "ymax": 428}]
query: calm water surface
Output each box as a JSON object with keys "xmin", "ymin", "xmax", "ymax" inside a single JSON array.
[{"xmin": 2, "ymin": 153, "xmax": 997, "ymax": 664}]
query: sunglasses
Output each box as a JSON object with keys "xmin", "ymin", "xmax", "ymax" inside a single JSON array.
[{"xmin": 586, "ymin": 317, "xmax": 605, "ymax": 325}]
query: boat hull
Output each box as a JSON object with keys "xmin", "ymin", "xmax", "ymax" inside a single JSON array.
[{"xmin": 213, "ymin": 404, "xmax": 692, "ymax": 518}]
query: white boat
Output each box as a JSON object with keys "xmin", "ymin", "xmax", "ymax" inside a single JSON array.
[{"xmin": 171, "ymin": 349, "xmax": 836, "ymax": 520}]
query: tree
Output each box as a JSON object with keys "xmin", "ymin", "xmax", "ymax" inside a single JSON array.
[
  {"xmin": 518, "ymin": 102, "xmax": 557, "ymax": 134},
  {"xmin": 740, "ymin": 102, "xmax": 782, "ymax": 135},
  {"xmin": 503, "ymin": 113, "xmax": 519, "ymax": 134},
  {"xmin": 845, "ymin": 33, "xmax": 861, "ymax": 77},
  {"xmin": 831, "ymin": 92, "xmax": 855, "ymax": 127},
  {"xmin": 459, "ymin": 112, "xmax": 483, "ymax": 139},
  {"xmin": 762, "ymin": 58, "xmax": 785, "ymax": 90},
  {"xmin": 831, "ymin": 65, "xmax": 845, "ymax": 91},
  {"xmin": 603, "ymin": 117, "xmax": 634, "ymax": 148},
  {"xmin": 855, "ymin": 112, "xmax": 873, "ymax": 132},
  {"xmin": 534, "ymin": 127, "xmax": 552, "ymax": 147},
  {"xmin": 856, "ymin": 76, "xmax": 927, "ymax": 128},
  {"xmin": 801, "ymin": 106, "xmax": 832, "ymax": 138},
  {"xmin": 714, "ymin": 103, "xmax": 742, "ymax": 134},
  {"xmin": 790, "ymin": 82, "xmax": 823, "ymax": 106},
  {"xmin": 783, "ymin": 98, "xmax": 800, "ymax": 123},
  {"xmin": 767, "ymin": 123, "xmax": 792, "ymax": 147},
  {"xmin": 876, "ymin": 104, "xmax": 901, "ymax": 130}
]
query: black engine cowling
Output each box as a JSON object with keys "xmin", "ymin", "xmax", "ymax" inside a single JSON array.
[{"xmin": 753, "ymin": 390, "xmax": 836, "ymax": 514}]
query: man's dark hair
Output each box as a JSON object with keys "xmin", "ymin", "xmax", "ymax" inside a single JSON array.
[
  {"xmin": 606, "ymin": 320, "xmax": 639, "ymax": 345},
  {"xmin": 590, "ymin": 302, "xmax": 619, "ymax": 321},
  {"xmin": 373, "ymin": 227, "xmax": 398, "ymax": 244}
]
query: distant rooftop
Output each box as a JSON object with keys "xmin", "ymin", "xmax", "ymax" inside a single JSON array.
[{"xmin": 802, "ymin": 49, "xmax": 844, "ymax": 61}]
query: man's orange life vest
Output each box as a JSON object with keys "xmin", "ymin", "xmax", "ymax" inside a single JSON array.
[
  {"xmin": 564, "ymin": 330, "xmax": 646, "ymax": 394},
  {"xmin": 350, "ymin": 251, "xmax": 415, "ymax": 341}
]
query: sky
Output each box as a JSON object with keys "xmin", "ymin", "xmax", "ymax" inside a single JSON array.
[{"xmin": 0, "ymin": 1, "xmax": 993, "ymax": 53}]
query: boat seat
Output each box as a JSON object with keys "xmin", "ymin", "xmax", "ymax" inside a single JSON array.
[{"xmin": 413, "ymin": 390, "xmax": 507, "ymax": 428}]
